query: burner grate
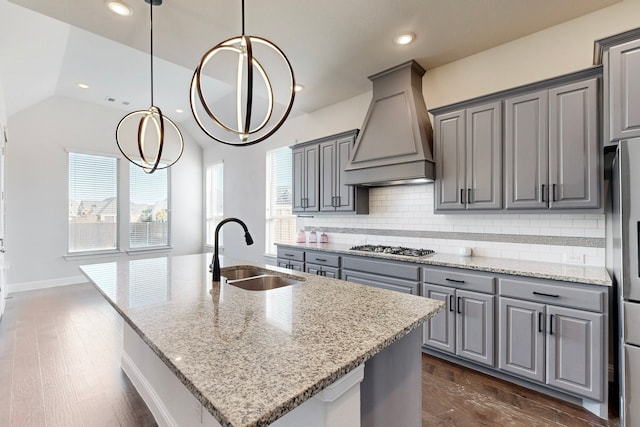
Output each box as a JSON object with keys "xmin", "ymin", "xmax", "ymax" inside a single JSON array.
[{"xmin": 349, "ymin": 245, "xmax": 435, "ymax": 257}]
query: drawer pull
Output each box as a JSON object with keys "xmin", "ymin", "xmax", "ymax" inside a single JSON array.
[
  {"xmin": 315, "ymin": 258, "xmax": 327, "ymax": 262},
  {"xmin": 538, "ymin": 312, "xmax": 543, "ymax": 333},
  {"xmin": 533, "ymin": 291, "xmax": 559, "ymax": 298},
  {"xmin": 449, "ymin": 294, "xmax": 454, "ymax": 312},
  {"xmin": 446, "ymin": 278, "xmax": 465, "ymax": 284},
  {"xmin": 284, "ymin": 253, "xmax": 295, "ymax": 257}
]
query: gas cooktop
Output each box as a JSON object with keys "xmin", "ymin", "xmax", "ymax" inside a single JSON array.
[{"xmin": 349, "ymin": 245, "xmax": 435, "ymax": 257}]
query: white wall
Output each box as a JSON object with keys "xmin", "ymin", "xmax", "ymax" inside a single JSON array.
[
  {"xmin": 203, "ymin": 0, "xmax": 640, "ymax": 267},
  {"xmin": 6, "ymin": 96, "xmax": 202, "ymax": 289}
]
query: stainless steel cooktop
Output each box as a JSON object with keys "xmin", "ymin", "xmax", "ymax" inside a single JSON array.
[{"xmin": 349, "ymin": 245, "xmax": 435, "ymax": 257}]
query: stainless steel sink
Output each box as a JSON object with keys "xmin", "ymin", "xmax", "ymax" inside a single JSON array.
[
  {"xmin": 218, "ymin": 266, "xmax": 305, "ymax": 291},
  {"xmin": 220, "ymin": 266, "xmax": 268, "ymax": 281}
]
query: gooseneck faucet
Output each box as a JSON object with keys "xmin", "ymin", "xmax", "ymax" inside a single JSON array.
[{"xmin": 211, "ymin": 217, "xmax": 254, "ymax": 282}]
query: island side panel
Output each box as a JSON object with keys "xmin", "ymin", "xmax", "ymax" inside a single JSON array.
[{"xmin": 360, "ymin": 327, "xmax": 422, "ymax": 427}]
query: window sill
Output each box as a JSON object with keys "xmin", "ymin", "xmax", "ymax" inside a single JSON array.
[
  {"xmin": 126, "ymin": 246, "xmax": 173, "ymax": 256},
  {"xmin": 64, "ymin": 250, "xmax": 121, "ymax": 261}
]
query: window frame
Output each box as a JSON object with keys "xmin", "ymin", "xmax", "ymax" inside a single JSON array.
[{"xmin": 205, "ymin": 161, "xmax": 224, "ymax": 248}]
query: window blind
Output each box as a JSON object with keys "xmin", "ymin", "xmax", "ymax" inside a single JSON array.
[
  {"xmin": 206, "ymin": 162, "xmax": 224, "ymax": 246},
  {"xmin": 265, "ymin": 147, "xmax": 295, "ymax": 255},
  {"xmin": 68, "ymin": 152, "xmax": 118, "ymax": 253}
]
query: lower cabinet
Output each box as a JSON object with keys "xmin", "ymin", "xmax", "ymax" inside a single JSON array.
[
  {"xmin": 277, "ymin": 259, "xmax": 304, "ymax": 271},
  {"xmin": 342, "ymin": 256, "xmax": 420, "ymax": 295},
  {"xmin": 305, "ymin": 263, "xmax": 340, "ymax": 278},
  {"xmin": 305, "ymin": 250, "xmax": 340, "ymax": 278},
  {"xmin": 276, "ymin": 247, "xmax": 305, "ymax": 272},
  {"xmin": 500, "ymin": 297, "xmax": 603, "ymax": 400},
  {"xmin": 423, "ymin": 283, "xmax": 495, "ymax": 367}
]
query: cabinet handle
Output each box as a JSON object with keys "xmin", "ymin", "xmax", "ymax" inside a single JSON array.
[
  {"xmin": 552, "ymin": 184, "xmax": 557, "ymax": 202},
  {"xmin": 538, "ymin": 312, "xmax": 543, "ymax": 333},
  {"xmin": 331, "ymin": 196, "xmax": 336, "ymax": 207},
  {"xmin": 315, "ymin": 258, "xmax": 327, "ymax": 262},
  {"xmin": 449, "ymin": 295, "xmax": 454, "ymax": 312},
  {"xmin": 446, "ymin": 278, "xmax": 465, "ymax": 284},
  {"xmin": 460, "ymin": 189, "xmax": 465, "ymax": 204},
  {"xmin": 549, "ymin": 314, "xmax": 554, "ymax": 335},
  {"xmin": 467, "ymin": 188, "xmax": 472, "ymax": 204},
  {"xmin": 533, "ymin": 291, "xmax": 559, "ymax": 298},
  {"xmin": 335, "ymin": 196, "xmax": 341, "ymax": 207},
  {"xmin": 284, "ymin": 253, "xmax": 294, "ymax": 257},
  {"xmin": 457, "ymin": 296, "xmax": 462, "ymax": 314},
  {"xmin": 541, "ymin": 184, "xmax": 545, "ymax": 202}
]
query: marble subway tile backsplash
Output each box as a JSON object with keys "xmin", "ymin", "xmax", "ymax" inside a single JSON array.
[{"xmin": 299, "ymin": 184, "xmax": 606, "ymax": 267}]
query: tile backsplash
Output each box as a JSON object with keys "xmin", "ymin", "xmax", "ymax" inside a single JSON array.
[{"xmin": 298, "ymin": 184, "xmax": 605, "ymax": 267}]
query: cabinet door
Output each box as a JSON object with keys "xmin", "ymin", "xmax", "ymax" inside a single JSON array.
[
  {"xmin": 549, "ymin": 78, "xmax": 600, "ymax": 209},
  {"xmin": 504, "ymin": 90, "xmax": 549, "ymax": 209},
  {"xmin": 466, "ymin": 101, "xmax": 502, "ymax": 210},
  {"xmin": 610, "ymin": 38, "xmax": 640, "ymax": 141},
  {"xmin": 422, "ymin": 284, "xmax": 456, "ymax": 355},
  {"xmin": 335, "ymin": 135, "xmax": 356, "ymax": 211},
  {"xmin": 277, "ymin": 259, "xmax": 304, "ymax": 272},
  {"xmin": 304, "ymin": 145, "xmax": 319, "ymax": 211},
  {"xmin": 319, "ymin": 140, "xmax": 337, "ymax": 211},
  {"xmin": 292, "ymin": 147, "xmax": 306, "ymax": 212},
  {"xmin": 499, "ymin": 297, "xmax": 545, "ymax": 382},
  {"xmin": 434, "ymin": 110, "xmax": 466, "ymax": 211},
  {"xmin": 546, "ymin": 306, "xmax": 603, "ymax": 400},
  {"xmin": 456, "ymin": 290, "xmax": 494, "ymax": 367}
]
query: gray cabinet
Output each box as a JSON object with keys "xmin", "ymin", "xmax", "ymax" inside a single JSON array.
[
  {"xmin": 305, "ymin": 250, "xmax": 340, "ymax": 278},
  {"xmin": 434, "ymin": 101, "xmax": 502, "ymax": 211},
  {"xmin": 422, "ymin": 267, "xmax": 496, "ymax": 367},
  {"xmin": 276, "ymin": 247, "xmax": 305, "ymax": 271},
  {"xmin": 499, "ymin": 278, "xmax": 605, "ymax": 401},
  {"xmin": 505, "ymin": 78, "xmax": 600, "ymax": 210},
  {"xmin": 342, "ymin": 255, "xmax": 419, "ymax": 295},
  {"xmin": 320, "ymin": 131, "xmax": 369, "ymax": 213},
  {"xmin": 292, "ymin": 144, "xmax": 319, "ymax": 212},
  {"xmin": 293, "ymin": 130, "xmax": 368, "ymax": 214},
  {"xmin": 609, "ymin": 38, "xmax": 640, "ymax": 141}
]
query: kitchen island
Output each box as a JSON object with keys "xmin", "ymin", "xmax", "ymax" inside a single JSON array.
[{"xmin": 79, "ymin": 253, "xmax": 443, "ymax": 427}]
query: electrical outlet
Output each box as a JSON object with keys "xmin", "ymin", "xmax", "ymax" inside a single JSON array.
[{"xmin": 563, "ymin": 253, "xmax": 585, "ymax": 265}]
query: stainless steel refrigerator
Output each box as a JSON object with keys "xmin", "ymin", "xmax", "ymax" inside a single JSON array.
[{"xmin": 611, "ymin": 139, "xmax": 640, "ymax": 426}]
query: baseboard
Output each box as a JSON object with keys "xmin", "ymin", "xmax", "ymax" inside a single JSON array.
[
  {"xmin": 7, "ymin": 275, "xmax": 87, "ymax": 294},
  {"xmin": 121, "ymin": 351, "xmax": 176, "ymax": 427}
]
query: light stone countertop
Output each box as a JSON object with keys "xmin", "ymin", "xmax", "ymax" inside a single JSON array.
[
  {"xmin": 79, "ymin": 253, "xmax": 444, "ymax": 427},
  {"xmin": 277, "ymin": 242, "xmax": 612, "ymax": 286}
]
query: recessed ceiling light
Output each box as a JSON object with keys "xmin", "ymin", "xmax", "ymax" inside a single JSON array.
[
  {"xmin": 175, "ymin": 109, "xmax": 184, "ymax": 113},
  {"xmin": 294, "ymin": 84, "xmax": 304, "ymax": 93},
  {"xmin": 77, "ymin": 83, "xmax": 90, "ymax": 89},
  {"xmin": 106, "ymin": 0, "xmax": 133, "ymax": 16},
  {"xmin": 393, "ymin": 32, "xmax": 415, "ymax": 46}
]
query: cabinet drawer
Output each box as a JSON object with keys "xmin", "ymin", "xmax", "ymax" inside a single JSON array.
[
  {"xmin": 276, "ymin": 247, "xmax": 305, "ymax": 262},
  {"xmin": 423, "ymin": 267, "xmax": 495, "ymax": 294},
  {"xmin": 305, "ymin": 251, "xmax": 340, "ymax": 268},
  {"xmin": 342, "ymin": 269, "xmax": 418, "ymax": 294},
  {"xmin": 499, "ymin": 278, "xmax": 604, "ymax": 312},
  {"xmin": 342, "ymin": 256, "xmax": 419, "ymax": 281}
]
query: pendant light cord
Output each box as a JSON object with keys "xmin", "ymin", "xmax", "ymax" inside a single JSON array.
[
  {"xmin": 149, "ymin": 0, "xmax": 155, "ymax": 106},
  {"xmin": 241, "ymin": 0, "xmax": 245, "ymax": 35}
]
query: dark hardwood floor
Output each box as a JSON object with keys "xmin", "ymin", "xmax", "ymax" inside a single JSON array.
[{"xmin": 0, "ymin": 284, "xmax": 621, "ymax": 426}]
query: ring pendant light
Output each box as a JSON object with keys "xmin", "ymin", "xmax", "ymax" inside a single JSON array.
[
  {"xmin": 190, "ymin": 0, "xmax": 295, "ymax": 146},
  {"xmin": 116, "ymin": 0, "xmax": 184, "ymax": 174}
]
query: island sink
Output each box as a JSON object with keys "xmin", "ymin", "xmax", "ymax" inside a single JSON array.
[{"xmin": 218, "ymin": 265, "xmax": 305, "ymax": 291}]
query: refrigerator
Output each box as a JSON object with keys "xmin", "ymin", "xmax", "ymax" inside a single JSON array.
[{"xmin": 611, "ymin": 139, "xmax": 640, "ymax": 426}]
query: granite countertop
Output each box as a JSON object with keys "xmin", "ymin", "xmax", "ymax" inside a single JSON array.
[
  {"xmin": 79, "ymin": 253, "xmax": 443, "ymax": 427},
  {"xmin": 277, "ymin": 242, "xmax": 612, "ymax": 286}
]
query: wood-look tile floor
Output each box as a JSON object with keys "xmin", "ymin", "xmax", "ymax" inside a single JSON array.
[{"xmin": 0, "ymin": 284, "xmax": 621, "ymax": 427}]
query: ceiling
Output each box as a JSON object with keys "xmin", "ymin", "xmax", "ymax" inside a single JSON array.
[{"xmin": 0, "ymin": 0, "xmax": 620, "ymax": 144}]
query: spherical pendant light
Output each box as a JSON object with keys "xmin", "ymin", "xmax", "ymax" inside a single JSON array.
[
  {"xmin": 116, "ymin": 0, "xmax": 184, "ymax": 173},
  {"xmin": 190, "ymin": 0, "xmax": 295, "ymax": 146}
]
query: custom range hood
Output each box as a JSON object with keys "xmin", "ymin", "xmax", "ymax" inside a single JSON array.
[{"xmin": 344, "ymin": 60, "xmax": 434, "ymax": 187}]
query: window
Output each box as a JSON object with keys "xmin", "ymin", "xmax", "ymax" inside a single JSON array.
[
  {"xmin": 130, "ymin": 165, "xmax": 169, "ymax": 249},
  {"xmin": 68, "ymin": 152, "xmax": 118, "ymax": 253},
  {"xmin": 205, "ymin": 161, "xmax": 224, "ymax": 246},
  {"xmin": 265, "ymin": 147, "xmax": 295, "ymax": 255}
]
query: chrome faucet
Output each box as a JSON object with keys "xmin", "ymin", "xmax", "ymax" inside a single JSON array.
[{"xmin": 211, "ymin": 217, "xmax": 254, "ymax": 282}]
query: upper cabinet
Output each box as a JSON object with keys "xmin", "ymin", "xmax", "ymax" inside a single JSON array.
[
  {"xmin": 292, "ymin": 130, "xmax": 368, "ymax": 215},
  {"xmin": 505, "ymin": 78, "xmax": 599, "ymax": 210},
  {"xmin": 595, "ymin": 28, "xmax": 640, "ymax": 146},
  {"xmin": 432, "ymin": 66, "xmax": 602, "ymax": 213},
  {"xmin": 435, "ymin": 101, "xmax": 502, "ymax": 211}
]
